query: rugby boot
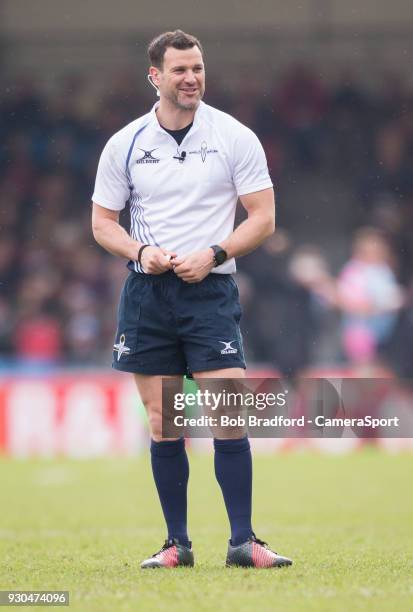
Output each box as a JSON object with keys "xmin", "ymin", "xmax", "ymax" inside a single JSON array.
[
  {"xmin": 226, "ymin": 533, "xmax": 292, "ymax": 568},
  {"xmin": 140, "ymin": 538, "xmax": 194, "ymax": 569}
]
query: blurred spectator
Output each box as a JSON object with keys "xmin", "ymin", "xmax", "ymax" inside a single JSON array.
[
  {"xmin": 288, "ymin": 245, "xmax": 336, "ymax": 305},
  {"xmin": 370, "ymin": 196, "xmax": 413, "ymax": 283},
  {"xmin": 336, "ymin": 227, "xmax": 404, "ymax": 364},
  {"xmin": 360, "ymin": 122, "xmax": 413, "ymax": 210},
  {"xmin": 14, "ymin": 313, "xmax": 63, "ymax": 364},
  {"xmin": 381, "ymin": 280, "xmax": 413, "ymax": 378},
  {"xmin": 239, "ymin": 233, "xmax": 329, "ymax": 375},
  {"xmin": 276, "ymin": 64, "xmax": 328, "ymax": 168},
  {"xmin": 0, "ymin": 297, "xmax": 13, "ymax": 355}
]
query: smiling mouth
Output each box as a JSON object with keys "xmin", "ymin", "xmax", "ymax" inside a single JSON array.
[{"xmin": 180, "ymin": 88, "xmax": 198, "ymax": 94}]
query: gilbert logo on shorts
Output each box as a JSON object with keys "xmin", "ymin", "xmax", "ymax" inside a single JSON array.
[
  {"xmin": 113, "ymin": 334, "xmax": 131, "ymax": 360},
  {"xmin": 136, "ymin": 148, "xmax": 160, "ymax": 164},
  {"xmin": 219, "ymin": 340, "xmax": 238, "ymax": 355}
]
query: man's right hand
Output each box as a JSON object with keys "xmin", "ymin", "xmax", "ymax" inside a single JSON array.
[{"xmin": 140, "ymin": 246, "xmax": 177, "ymax": 274}]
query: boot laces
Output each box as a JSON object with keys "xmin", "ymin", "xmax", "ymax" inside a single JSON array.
[
  {"xmin": 251, "ymin": 533, "xmax": 277, "ymax": 552},
  {"xmin": 152, "ymin": 538, "xmax": 177, "ymax": 557}
]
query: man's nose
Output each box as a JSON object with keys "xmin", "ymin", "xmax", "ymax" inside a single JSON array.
[{"xmin": 184, "ymin": 71, "xmax": 197, "ymax": 82}]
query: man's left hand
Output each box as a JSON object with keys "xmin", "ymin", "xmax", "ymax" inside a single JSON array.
[{"xmin": 172, "ymin": 248, "xmax": 215, "ymax": 283}]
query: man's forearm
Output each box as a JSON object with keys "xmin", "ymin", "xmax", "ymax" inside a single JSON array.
[
  {"xmin": 219, "ymin": 211, "xmax": 275, "ymax": 260},
  {"xmin": 92, "ymin": 217, "xmax": 141, "ymax": 260}
]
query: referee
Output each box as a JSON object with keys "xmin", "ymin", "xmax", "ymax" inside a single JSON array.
[{"xmin": 92, "ymin": 30, "xmax": 292, "ymax": 569}]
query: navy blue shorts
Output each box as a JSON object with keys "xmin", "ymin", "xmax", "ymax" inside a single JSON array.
[{"xmin": 112, "ymin": 271, "xmax": 246, "ymax": 375}]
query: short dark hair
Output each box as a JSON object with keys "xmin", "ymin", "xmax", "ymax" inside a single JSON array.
[{"xmin": 148, "ymin": 30, "xmax": 203, "ymax": 69}]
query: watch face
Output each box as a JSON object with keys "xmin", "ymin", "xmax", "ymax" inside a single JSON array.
[{"xmin": 215, "ymin": 249, "xmax": 227, "ymax": 266}]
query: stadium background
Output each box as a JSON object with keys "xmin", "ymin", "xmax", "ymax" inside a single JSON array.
[{"xmin": 1, "ymin": 0, "xmax": 412, "ymax": 454}]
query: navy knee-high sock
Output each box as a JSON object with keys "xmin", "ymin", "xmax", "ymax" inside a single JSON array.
[
  {"xmin": 214, "ymin": 436, "xmax": 253, "ymax": 546},
  {"xmin": 150, "ymin": 438, "xmax": 190, "ymax": 546}
]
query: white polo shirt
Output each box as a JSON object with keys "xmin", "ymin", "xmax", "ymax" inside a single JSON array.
[{"xmin": 92, "ymin": 101, "xmax": 273, "ymax": 273}]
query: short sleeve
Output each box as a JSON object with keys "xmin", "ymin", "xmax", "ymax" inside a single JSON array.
[
  {"xmin": 92, "ymin": 137, "xmax": 130, "ymax": 211},
  {"xmin": 232, "ymin": 127, "xmax": 273, "ymax": 196}
]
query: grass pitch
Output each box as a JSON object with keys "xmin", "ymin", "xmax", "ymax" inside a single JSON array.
[{"xmin": 0, "ymin": 450, "xmax": 412, "ymax": 612}]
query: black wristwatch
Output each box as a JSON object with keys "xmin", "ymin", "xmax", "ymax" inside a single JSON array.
[{"xmin": 210, "ymin": 244, "xmax": 228, "ymax": 267}]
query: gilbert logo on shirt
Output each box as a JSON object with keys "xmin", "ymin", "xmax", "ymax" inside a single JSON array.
[{"xmin": 136, "ymin": 148, "xmax": 160, "ymax": 164}]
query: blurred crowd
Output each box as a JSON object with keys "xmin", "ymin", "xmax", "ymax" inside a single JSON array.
[{"xmin": 1, "ymin": 65, "xmax": 413, "ymax": 375}]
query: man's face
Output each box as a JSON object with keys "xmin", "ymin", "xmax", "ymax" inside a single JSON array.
[{"xmin": 151, "ymin": 46, "xmax": 205, "ymax": 111}]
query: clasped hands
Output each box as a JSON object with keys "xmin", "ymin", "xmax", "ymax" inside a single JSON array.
[{"xmin": 140, "ymin": 246, "xmax": 215, "ymax": 283}]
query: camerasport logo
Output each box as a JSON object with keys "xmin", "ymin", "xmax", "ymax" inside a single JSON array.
[{"xmin": 136, "ymin": 148, "xmax": 160, "ymax": 164}]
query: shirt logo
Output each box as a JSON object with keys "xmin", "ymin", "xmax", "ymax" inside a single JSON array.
[
  {"xmin": 113, "ymin": 334, "xmax": 131, "ymax": 360},
  {"xmin": 201, "ymin": 141, "xmax": 207, "ymax": 162},
  {"xmin": 219, "ymin": 341, "xmax": 238, "ymax": 355},
  {"xmin": 188, "ymin": 141, "xmax": 218, "ymax": 162},
  {"xmin": 136, "ymin": 148, "xmax": 160, "ymax": 164}
]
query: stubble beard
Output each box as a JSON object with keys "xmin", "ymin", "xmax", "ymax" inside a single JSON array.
[{"xmin": 165, "ymin": 87, "xmax": 204, "ymax": 111}]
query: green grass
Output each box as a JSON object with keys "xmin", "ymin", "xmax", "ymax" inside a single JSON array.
[{"xmin": 0, "ymin": 451, "xmax": 412, "ymax": 611}]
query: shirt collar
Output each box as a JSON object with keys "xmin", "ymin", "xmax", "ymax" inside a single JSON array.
[{"xmin": 149, "ymin": 100, "xmax": 205, "ymax": 136}]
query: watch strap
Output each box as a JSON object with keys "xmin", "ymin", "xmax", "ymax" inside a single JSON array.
[{"xmin": 138, "ymin": 244, "xmax": 149, "ymax": 265}]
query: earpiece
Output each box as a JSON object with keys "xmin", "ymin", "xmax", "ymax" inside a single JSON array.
[{"xmin": 147, "ymin": 74, "xmax": 160, "ymax": 97}]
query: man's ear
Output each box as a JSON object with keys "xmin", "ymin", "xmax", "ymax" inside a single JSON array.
[{"xmin": 149, "ymin": 66, "xmax": 161, "ymax": 89}]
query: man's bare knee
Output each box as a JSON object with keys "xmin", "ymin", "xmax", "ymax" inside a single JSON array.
[
  {"xmin": 145, "ymin": 402, "xmax": 162, "ymax": 440},
  {"xmin": 140, "ymin": 401, "xmax": 168, "ymax": 441},
  {"xmin": 133, "ymin": 373, "xmax": 182, "ymax": 441}
]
